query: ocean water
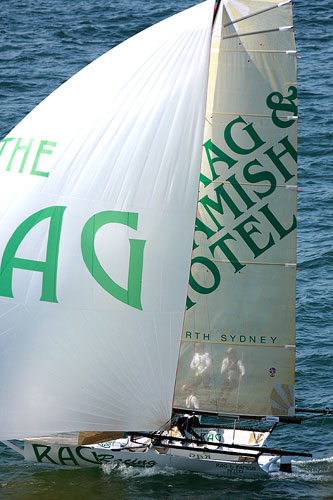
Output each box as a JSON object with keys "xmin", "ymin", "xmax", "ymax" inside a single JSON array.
[{"xmin": 0, "ymin": 0, "xmax": 332, "ymax": 499}]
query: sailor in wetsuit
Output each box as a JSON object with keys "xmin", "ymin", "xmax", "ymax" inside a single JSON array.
[{"xmin": 176, "ymin": 413, "xmax": 201, "ymax": 440}]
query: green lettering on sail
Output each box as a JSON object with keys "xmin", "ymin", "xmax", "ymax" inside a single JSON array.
[
  {"xmin": 224, "ymin": 116, "xmax": 265, "ymax": 155},
  {"xmin": 200, "ymin": 139, "xmax": 237, "ymax": 187},
  {"xmin": 209, "ymin": 233, "xmax": 245, "ymax": 273},
  {"xmin": 0, "ymin": 138, "xmax": 14, "ymax": 156},
  {"xmin": 30, "ymin": 140, "xmax": 57, "ymax": 177},
  {"xmin": 243, "ymin": 159, "xmax": 277, "ymax": 199},
  {"xmin": 0, "ymin": 138, "xmax": 56, "ymax": 177},
  {"xmin": 6, "ymin": 138, "xmax": 34, "ymax": 173},
  {"xmin": 234, "ymin": 214, "xmax": 275, "ymax": 259},
  {"xmin": 0, "ymin": 206, "xmax": 66, "ymax": 302},
  {"xmin": 189, "ymin": 256, "xmax": 220, "ymax": 295},
  {"xmin": 264, "ymin": 136, "xmax": 296, "ymax": 182},
  {"xmin": 188, "ymin": 99, "xmax": 297, "ymax": 309},
  {"xmin": 259, "ymin": 204, "xmax": 297, "ymax": 239},
  {"xmin": 199, "ymin": 179, "xmax": 247, "ymax": 223},
  {"xmin": 81, "ymin": 211, "xmax": 146, "ymax": 310},
  {"xmin": 266, "ymin": 86, "xmax": 297, "ymax": 128}
]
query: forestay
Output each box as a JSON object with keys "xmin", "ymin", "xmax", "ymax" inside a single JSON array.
[
  {"xmin": 174, "ymin": 0, "xmax": 297, "ymax": 417},
  {"xmin": 0, "ymin": 0, "xmax": 215, "ymax": 439}
]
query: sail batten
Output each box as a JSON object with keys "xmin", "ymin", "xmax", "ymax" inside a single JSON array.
[{"xmin": 222, "ymin": 0, "xmax": 291, "ymax": 28}]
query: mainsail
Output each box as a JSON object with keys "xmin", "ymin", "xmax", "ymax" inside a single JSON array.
[
  {"xmin": 0, "ymin": 1, "xmax": 215, "ymax": 439},
  {"xmin": 174, "ymin": 0, "xmax": 297, "ymax": 417}
]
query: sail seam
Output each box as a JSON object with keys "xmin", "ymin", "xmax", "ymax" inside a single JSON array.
[
  {"xmin": 212, "ymin": 49, "xmax": 296, "ymax": 54},
  {"xmin": 222, "ymin": 26, "xmax": 293, "ymax": 40},
  {"xmin": 206, "ymin": 260, "xmax": 296, "ymax": 266},
  {"xmin": 211, "ymin": 112, "xmax": 297, "ymax": 119},
  {"xmin": 208, "ymin": 181, "xmax": 297, "ymax": 188},
  {"xmin": 181, "ymin": 340, "xmax": 293, "ymax": 348}
]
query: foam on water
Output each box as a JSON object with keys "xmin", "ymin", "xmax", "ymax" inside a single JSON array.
[{"xmin": 102, "ymin": 462, "xmax": 186, "ymax": 479}]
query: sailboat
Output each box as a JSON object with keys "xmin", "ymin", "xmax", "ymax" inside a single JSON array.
[{"xmin": 0, "ymin": 0, "xmax": 331, "ymax": 478}]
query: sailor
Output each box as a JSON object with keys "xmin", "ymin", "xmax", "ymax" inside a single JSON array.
[
  {"xmin": 176, "ymin": 413, "xmax": 201, "ymax": 441},
  {"xmin": 219, "ymin": 347, "xmax": 245, "ymax": 403},
  {"xmin": 190, "ymin": 343, "xmax": 211, "ymax": 391},
  {"xmin": 185, "ymin": 393, "xmax": 200, "ymax": 410}
]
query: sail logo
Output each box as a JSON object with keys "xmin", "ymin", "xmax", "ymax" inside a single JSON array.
[
  {"xmin": 0, "ymin": 138, "xmax": 56, "ymax": 177},
  {"xmin": 266, "ymin": 86, "xmax": 298, "ymax": 129},
  {"xmin": 187, "ymin": 88, "xmax": 297, "ymax": 310},
  {"xmin": 0, "ymin": 208, "xmax": 146, "ymax": 310}
]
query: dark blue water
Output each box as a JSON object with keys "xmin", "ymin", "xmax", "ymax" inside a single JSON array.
[{"xmin": 0, "ymin": 1, "xmax": 332, "ymax": 498}]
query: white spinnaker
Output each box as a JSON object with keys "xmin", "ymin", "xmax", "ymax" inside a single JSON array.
[
  {"xmin": 0, "ymin": 0, "xmax": 215, "ymax": 439},
  {"xmin": 174, "ymin": 0, "xmax": 297, "ymax": 416}
]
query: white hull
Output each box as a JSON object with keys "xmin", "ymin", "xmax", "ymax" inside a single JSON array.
[{"xmin": 18, "ymin": 439, "xmax": 279, "ymax": 478}]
